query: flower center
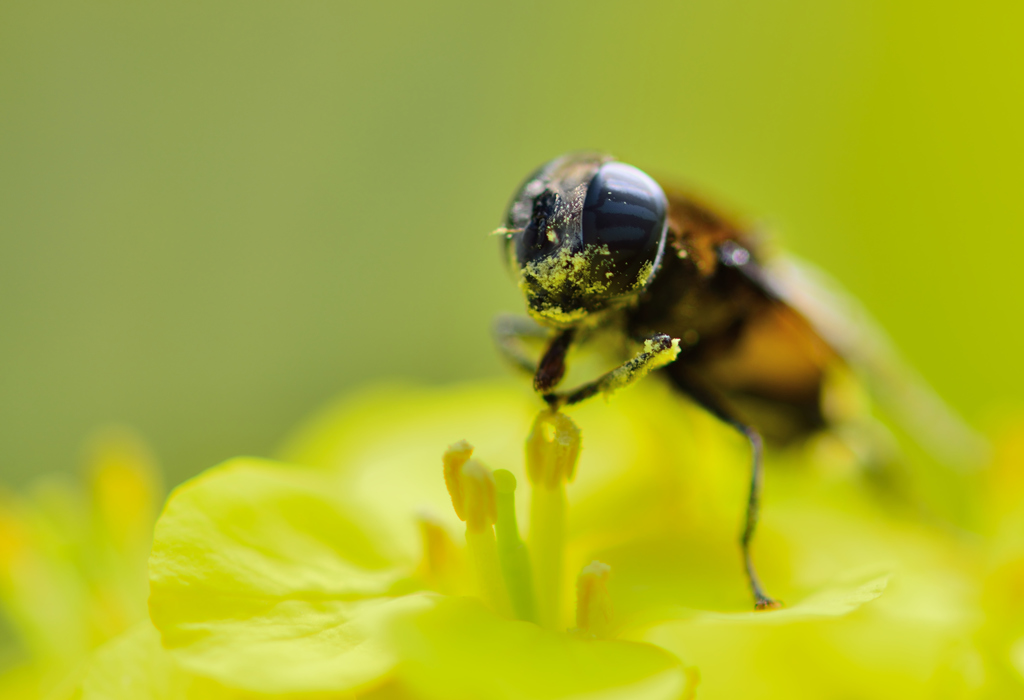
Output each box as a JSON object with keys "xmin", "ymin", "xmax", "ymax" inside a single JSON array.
[{"xmin": 439, "ymin": 409, "xmax": 610, "ymax": 634}]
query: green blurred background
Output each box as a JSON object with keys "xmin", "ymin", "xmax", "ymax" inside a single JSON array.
[{"xmin": 2, "ymin": 0, "xmax": 1022, "ymax": 487}]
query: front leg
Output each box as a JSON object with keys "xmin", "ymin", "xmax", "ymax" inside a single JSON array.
[
  {"xmin": 492, "ymin": 314, "xmax": 551, "ymax": 375},
  {"xmin": 533, "ymin": 328, "xmax": 576, "ymax": 393},
  {"xmin": 543, "ymin": 334, "xmax": 681, "ymax": 409},
  {"xmin": 493, "ymin": 315, "xmax": 577, "ymax": 394}
]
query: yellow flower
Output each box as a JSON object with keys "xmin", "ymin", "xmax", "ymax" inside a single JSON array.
[
  {"xmin": 142, "ymin": 382, "xmax": 697, "ymax": 699},
  {"xmin": 0, "ymin": 427, "xmax": 162, "ymax": 699},
  {"xmin": 74, "ymin": 381, "xmax": 1024, "ymax": 698}
]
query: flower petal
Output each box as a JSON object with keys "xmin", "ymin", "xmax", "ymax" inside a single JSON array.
[
  {"xmin": 80, "ymin": 623, "xmax": 193, "ymax": 700},
  {"xmin": 149, "ymin": 457, "xmax": 428, "ymax": 694},
  {"xmin": 631, "ymin": 573, "xmax": 977, "ymax": 699},
  {"xmin": 626, "ymin": 573, "xmax": 889, "ymax": 629},
  {"xmin": 386, "ymin": 595, "xmax": 693, "ymax": 700}
]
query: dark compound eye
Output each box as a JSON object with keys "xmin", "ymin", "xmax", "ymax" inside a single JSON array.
[
  {"xmin": 581, "ymin": 162, "xmax": 668, "ymax": 294},
  {"xmin": 514, "ymin": 189, "xmax": 561, "ymax": 266}
]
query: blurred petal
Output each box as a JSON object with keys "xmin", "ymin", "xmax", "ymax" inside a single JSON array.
[
  {"xmin": 84, "ymin": 426, "xmax": 162, "ymax": 554},
  {"xmin": 80, "ymin": 623, "xmax": 193, "ymax": 700},
  {"xmin": 277, "ymin": 383, "xmax": 537, "ymax": 557}
]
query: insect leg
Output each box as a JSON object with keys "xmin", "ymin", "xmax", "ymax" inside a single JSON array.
[
  {"xmin": 542, "ymin": 334, "xmax": 680, "ymax": 408},
  {"xmin": 534, "ymin": 327, "xmax": 576, "ymax": 392},
  {"xmin": 492, "ymin": 315, "xmax": 576, "ymax": 392},
  {"xmin": 492, "ymin": 314, "xmax": 550, "ymax": 375},
  {"xmin": 670, "ymin": 368, "xmax": 780, "ymax": 610}
]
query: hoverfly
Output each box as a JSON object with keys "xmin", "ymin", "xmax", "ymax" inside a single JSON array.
[{"xmin": 494, "ymin": 152, "xmax": 985, "ymax": 610}]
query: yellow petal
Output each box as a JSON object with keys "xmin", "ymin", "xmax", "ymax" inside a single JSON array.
[
  {"xmin": 626, "ymin": 573, "xmax": 889, "ymax": 629},
  {"xmin": 84, "ymin": 425, "xmax": 162, "ymax": 554},
  {"xmin": 80, "ymin": 623, "xmax": 193, "ymax": 700},
  {"xmin": 149, "ymin": 457, "xmax": 429, "ymax": 694},
  {"xmin": 632, "ymin": 573, "xmax": 975, "ymax": 699},
  {"xmin": 386, "ymin": 596, "xmax": 693, "ymax": 700}
]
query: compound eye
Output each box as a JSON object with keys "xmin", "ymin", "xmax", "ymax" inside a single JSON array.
[
  {"xmin": 514, "ymin": 189, "xmax": 561, "ymax": 266},
  {"xmin": 581, "ymin": 162, "xmax": 667, "ymax": 294}
]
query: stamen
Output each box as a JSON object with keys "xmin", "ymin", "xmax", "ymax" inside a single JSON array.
[
  {"xmin": 526, "ymin": 410, "xmax": 582, "ymax": 630},
  {"xmin": 493, "ymin": 469, "xmax": 538, "ymax": 623},
  {"xmin": 455, "ymin": 460, "xmax": 498, "ymax": 533},
  {"xmin": 442, "ymin": 440, "xmax": 474, "ymax": 522},
  {"xmin": 416, "ymin": 511, "xmax": 462, "ymax": 594},
  {"xmin": 526, "ymin": 411, "xmax": 581, "ymax": 489},
  {"xmin": 442, "ymin": 444, "xmax": 511, "ymax": 617},
  {"xmin": 574, "ymin": 560, "xmax": 613, "ymax": 640}
]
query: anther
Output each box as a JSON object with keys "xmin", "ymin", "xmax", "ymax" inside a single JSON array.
[
  {"xmin": 448, "ymin": 458, "xmax": 497, "ymax": 533},
  {"xmin": 442, "ymin": 440, "xmax": 474, "ymax": 519},
  {"xmin": 575, "ymin": 560, "xmax": 613, "ymax": 640},
  {"xmin": 526, "ymin": 411, "xmax": 581, "ymax": 489},
  {"xmin": 442, "ymin": 442, "xmax": 510, "ymax": 616},
  {"xmin": 416, "ymin": 511, "xmax": 461, "ymax": 594}
]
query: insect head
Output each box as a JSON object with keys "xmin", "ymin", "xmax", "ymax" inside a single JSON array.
[{"xmin": 501, "ymin": 153, "xmax": 669, "ymax": 328}]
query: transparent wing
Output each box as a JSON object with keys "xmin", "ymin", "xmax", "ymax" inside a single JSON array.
[{"xmin": 763, "ymin": 254, "xmax": 989, "ymax": 471}]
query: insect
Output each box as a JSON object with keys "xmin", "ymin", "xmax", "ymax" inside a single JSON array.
[{"xmin": 494, "ymin": 152, "xmax": 985, "ymax": 610}]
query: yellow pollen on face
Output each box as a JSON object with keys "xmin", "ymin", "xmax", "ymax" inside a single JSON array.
[
  {"xmin": 527, "ymin": 304, "xmax": 589, "ymax": 327},
  {"xmin": 633, "ymin": 259, "xmax": 654, "ymax": 291},
  {"xmin": 521, "ymin": 245, "xmax": 581, "ymax": 296},
  {"xmin": 519, "ymin": 244, "xmax": 618, "ymax": 326}
]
